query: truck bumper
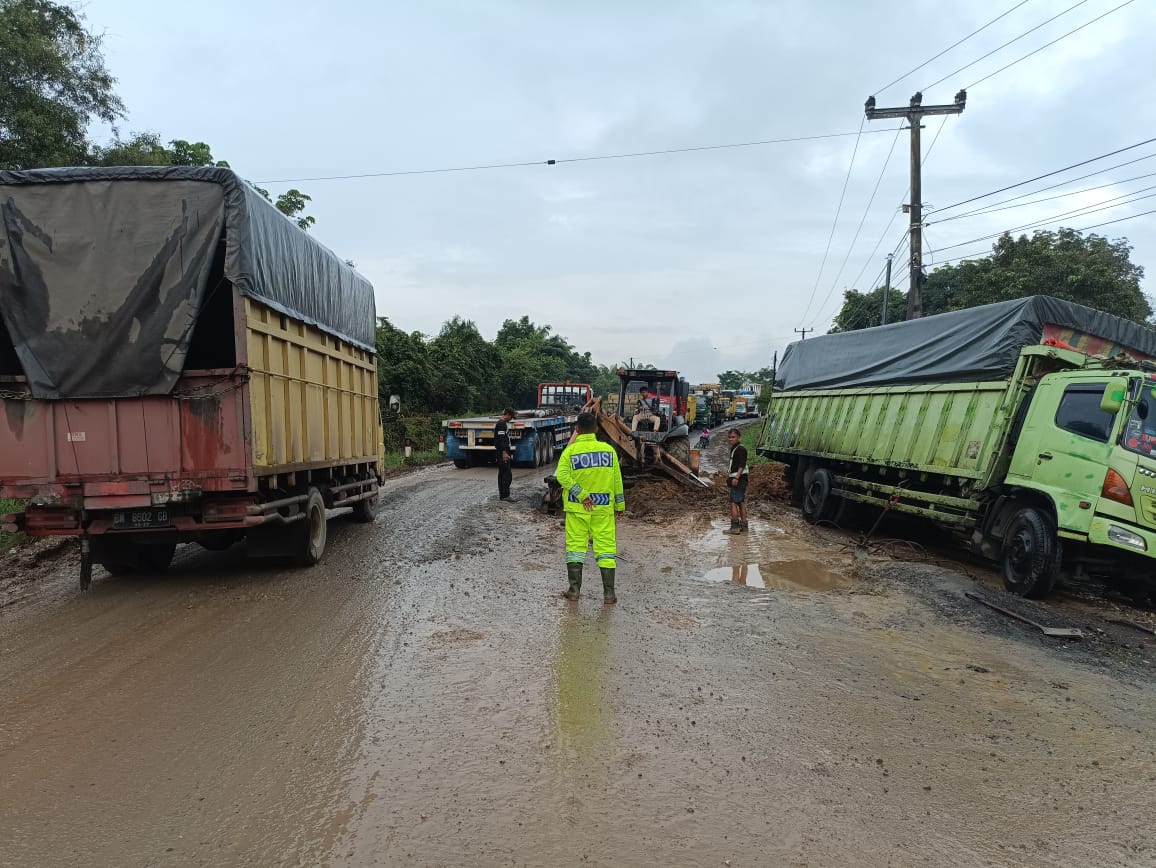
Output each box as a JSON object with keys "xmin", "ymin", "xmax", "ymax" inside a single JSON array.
[{"xmin": 1088, "ymin": 516, "xmax": 1156, "ymax": 557}]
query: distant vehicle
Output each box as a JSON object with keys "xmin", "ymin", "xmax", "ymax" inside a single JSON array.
[{"xmin": 442, "ymin": 383, "xmax": 592, "ymax": 469}]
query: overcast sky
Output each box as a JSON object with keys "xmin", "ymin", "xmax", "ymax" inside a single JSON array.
[{"xmin": 85, "ymin": 0, "xmax": 1156, "ymax": 382}]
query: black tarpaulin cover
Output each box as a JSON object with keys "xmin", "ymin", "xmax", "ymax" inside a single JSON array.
[
  {"xmin": 777, "ymin": 296, "xmax": 1156, "ymax": 391},
  {"xmin": 0, "ymin": 166, "xmax": 375, "ymax": 398}
]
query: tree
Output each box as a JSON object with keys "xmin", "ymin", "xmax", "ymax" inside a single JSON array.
[
  {"xmin": 250, "ymin": 184, "xmax": 316, "ymax": 231},
  {"xmin": 88, "ymin": 131, "xmax": 230, "ymax": 168},
  {"xmin": 717, "ymin": 370, "xmax": 746, "ymax": 390},
  {"xmin": 0, "ymin": 0, "xmax": 124, "ymax": 169},
  {"xmin": 375, "ymin": 317, "xmax": 431, "ymax": 411},
  {"xmin": 922, "ymin": 229, "xmax": 1149, "ymax": 322},
  {"xmin": 831, "ymin": 285, "xmax": 908, "ymax": 332}
]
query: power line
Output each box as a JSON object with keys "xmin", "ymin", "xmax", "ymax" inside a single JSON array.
[
  {"xmin": 932, "ymin": 137, "xmax": 1156, "ymax": 214},
  {"xmin": 873, "ymin": 0, "xmax": 1034, "ymax": 96},
  {"xmin": 846, "ymin": 116, "xmax": 951, "ymax": 296},
  {"xmin": 966, "ymin": 0, "xmax": 1138, "ymax": 90},
  {"xmin": 934, "ymin": 189, "xmax": 1156, "ymax": 254},
  {"xmin": 809, "ymin": 125, "xmax": 906, "ymax": 327},
  {"xmin": 929, "ymin": 173, "xmax": 1156, "ymax": 225},
  {"xmin": 799, "ymin": 117, "xmax": 870, "ymax": 326},
  {"xmin": 934, "ymin": 207, "xmax": 1156, "ymax": 266},
  {"xmin": 922, "ymin": 0, "xmax": 1093, "ymax": 92},
  {"xmin": 254, "ymin": 128, "xmax": 897, "ymax": 185}
]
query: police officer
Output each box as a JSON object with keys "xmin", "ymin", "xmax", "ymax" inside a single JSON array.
[{"xmin": 554, "ymin": 412, "xmax": 625, "ymax": 603}]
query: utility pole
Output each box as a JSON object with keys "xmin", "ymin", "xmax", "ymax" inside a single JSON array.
[
  {"xmin": 881, "ymin": 253, "xmax": 893, "ymax": 325},
  {"xmin": 865, "ymin": 89, "xmax": 966, "ymax": 319},
  {"xmin": 794, "ymin": 327, "xmax": 813, "ymax": 341}
]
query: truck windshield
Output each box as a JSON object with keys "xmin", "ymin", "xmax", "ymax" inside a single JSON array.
[{"xmin": 1122, "ymin": 379, "xmax": 1156, "ymax": 457}]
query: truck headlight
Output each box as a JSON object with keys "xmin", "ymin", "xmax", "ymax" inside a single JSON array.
[{"xmin": 1107, "ymin": 525, "xmax": 1147, "ymax": 551}]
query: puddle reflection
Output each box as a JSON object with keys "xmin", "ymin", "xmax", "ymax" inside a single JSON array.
[
  {"xmin": 548, "ymin": 609, "xmax": 614, "ymax": 762},
  {"xmin": 702, "ymin": 560, "xmax": 854, "ymax": 592}
]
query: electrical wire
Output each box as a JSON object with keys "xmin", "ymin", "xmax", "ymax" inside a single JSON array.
[
  {"xmin": 931, "ymin": 137, "xmax": 1156, "ymax": 214},
  {"xmin": 966, "ymin": 0, "xmax": 1138, "ymax": 90},
  {"xmin": 933, "ymin": 188, "xmax": 1156, "ymax": 254},
  {"xmin": 254, "ymin": 127, "xmax": 897, "ymax": 185},
  {"xmin": 922, "ymin": 0, "xmax": 1093, "ymax": 92},
  {"xmin": 929, "ymin": 173, "xmax": 1156, "ymax": 225},
  {"xmin": 935, "ymin": 205, "xmax": 1156, "ymax": 267},
  {"xmin": 798, "ymin": 117, "xmax": 869, "ymax": 326},
  {"xmin": 872, "ymin": 0, "xmax": 1034, "ymax": 95},
  {"xmin": 846, "ymin": 116, "xmax": 951, "ymax": 296},
  {"xmin": 808, "ymin": 125, "xmax": 906, "ymax": 327}
]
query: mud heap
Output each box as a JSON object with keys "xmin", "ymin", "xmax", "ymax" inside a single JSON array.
[{"xmin": 627, "ymin": 462, "xmax": 790, "ymax": 518}]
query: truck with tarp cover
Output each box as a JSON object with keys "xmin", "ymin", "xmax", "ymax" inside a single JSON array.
[
  {"xmin": 758, "ymin": 296, "xmax": 1156, "ymax": 598},
  {"xmin": 0, "ymin": 166, "xmax": 384, "ymax": 588}
]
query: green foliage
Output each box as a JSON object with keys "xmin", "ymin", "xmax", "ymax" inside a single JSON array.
[
  {"xmin": 830, "ymin": 285, "xmax": 908, "ymax": 332},
  {"xmin": 738, "ymin": 423, "xmax": 767, "ymax": 468},
  {"xmin": 831, "ymin": 228, "xmax": 1150, "ymax": 333},
  {"xmin": 0, "ymin": 0, "xmax": 124, "ymax": 169},
  {"xmin": 717, "ymin": 370, "xmax": 746, "ymax": 390},
  {"xmin": 0, "ymin": 497, "xmax": 25, "ymax": 553},
  {"xmin": 251, "ymin": 184, "xmax": 316, "ymax": 231},
  {"xmin": 88, "ymin": 131, "xmax": 230, "ymax": 168},
  {"xmin": 922, "ymin": 229, "xmax": 1150, "ymax": 322},
  {"xmin": 375, "ymin": 314, "xmax": 616, "ymax": 414}
]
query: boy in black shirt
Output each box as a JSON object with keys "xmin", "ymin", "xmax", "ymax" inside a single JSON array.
[{"xmin": 724, "ymin": 428, "xmax": 749, "ymax": 534}]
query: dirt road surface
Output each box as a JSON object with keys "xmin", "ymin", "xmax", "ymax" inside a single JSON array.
[{"xmin": 3, "ymin": 435, "xmax": 1156, "ymax": 867}]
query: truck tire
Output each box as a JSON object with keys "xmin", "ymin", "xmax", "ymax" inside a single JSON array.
[
  {"xmin": 351, "ymin": 491, "xmax": 379, "ymax": 523},
  {"xmin": 1001, "ymin": 507, "xmax": 1061, "ymax": 598},
  {"xmin": 138, "ymin": 542, "xmax": 176, "ymax": 572},
  {"xmin": 296, "ymin": 488, "xmax": 328, "ymax": 566},
  {"xmin": 802, "ymin": 468, "xmax": 838, "ymax": 524}
]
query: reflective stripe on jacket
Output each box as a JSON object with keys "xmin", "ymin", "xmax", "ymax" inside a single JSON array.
[{"xmin": 555, "ymin": 433, "xmax": 626, "ymax": 514}]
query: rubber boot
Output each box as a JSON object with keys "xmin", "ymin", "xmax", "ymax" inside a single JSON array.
[
  {"xmin": 740, "ymin": 520, "xmax": 749, "ymax": 532},
  {"xmin": 600, "ymin": 567, "xmax": 617, "ymax": 604},
  {"xmin": 563, "ymin": 562, "xmax": 582, "ymax": 600},
  {"xmin": 724, "ymin": 519, "xmax": 741, "ymax": 535}
]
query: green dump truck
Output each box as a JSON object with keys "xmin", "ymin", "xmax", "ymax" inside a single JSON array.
[{"xmin": 758, "ymin": 296, "xmax": 1156, "ymax": 598}]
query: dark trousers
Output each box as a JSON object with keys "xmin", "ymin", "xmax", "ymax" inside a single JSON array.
[{"xmin": 498, "ymin": 458, "xmax": 512, "ymax": 499}]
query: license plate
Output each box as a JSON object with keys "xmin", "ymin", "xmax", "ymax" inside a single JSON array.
[{"xmin": 112, "ymin": 508, "xmax": 172, "ymax": 529}]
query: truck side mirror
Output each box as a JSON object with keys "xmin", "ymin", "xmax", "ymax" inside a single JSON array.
[
  {"xmin": 389, "ymin": 394, "xmax": 401, "ymax": 413},
  {"xmin": 1101, "ymin": 377, "xmax": 1128, "ymax": 414}
]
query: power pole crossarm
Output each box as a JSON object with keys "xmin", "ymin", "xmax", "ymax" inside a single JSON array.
[
  {"xmin": 865, "ymin": 89, "xmax": 966, "ymax": 319},
  {"xmin": 794, "ymin": 327, "xmax": 814, "ymax": 341}
]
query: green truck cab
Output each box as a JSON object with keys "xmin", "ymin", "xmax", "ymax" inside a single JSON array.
[{"xmin": 759, "ymin": 297, "xmax": 1156, "ymax": 598}]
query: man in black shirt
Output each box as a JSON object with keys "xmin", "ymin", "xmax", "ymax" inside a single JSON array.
[
  {"xmin": 495, "ymin": 408, "xmax": 517, "ymax": 501},
  {"xmin": 724, "ymin": 428, "xmax": 749, "ymax": 534}
]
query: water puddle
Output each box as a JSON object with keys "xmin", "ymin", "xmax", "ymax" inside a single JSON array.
[{"xmin": 701, "ymin": 560, "xmax": 855, "ymax": 592}]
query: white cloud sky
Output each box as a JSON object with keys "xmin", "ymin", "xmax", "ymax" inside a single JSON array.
[{"xmin": 84, "ymin": 0, "xmax": 1156, "ymax": 382}]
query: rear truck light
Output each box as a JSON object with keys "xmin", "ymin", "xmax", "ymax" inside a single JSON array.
[
  {"xmin": 1102, "ymin": 468, "xmax": 1134, "ymax": 506},
  {"xmin": 438, "ymin": 435, "xmax": 446, "ymax": 453},
  {"xmin": 1107, "ymin": 525, "xmax": 1147, "ymax": 551}
]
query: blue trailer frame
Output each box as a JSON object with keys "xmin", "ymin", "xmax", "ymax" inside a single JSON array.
[{"xmin": 443, "ymin": 414, "xmax": 577, "ymax": 469}]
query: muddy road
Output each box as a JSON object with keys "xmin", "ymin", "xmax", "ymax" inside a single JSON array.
[{"xmin": 3, "ymin": 446, "xmax": 1156, "ymax": 867}]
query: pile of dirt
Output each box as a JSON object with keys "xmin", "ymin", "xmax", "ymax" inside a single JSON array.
[
  {"xmin": 625, "ymin": 462, "xmax": 791, "ymax": 520},
  {"xmin": 748, "ymin": 462, "xmax": 791, "ymax": 502}
]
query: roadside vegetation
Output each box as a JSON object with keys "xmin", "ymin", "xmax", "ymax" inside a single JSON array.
[{"xmin": 0, "ymin": 498, "xmax": 25, "ymax": 553}]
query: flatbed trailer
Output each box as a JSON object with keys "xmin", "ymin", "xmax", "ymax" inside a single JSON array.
[{"xmin": 443, "ymin": 383, "xmax": 590, "ymax": 469}]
